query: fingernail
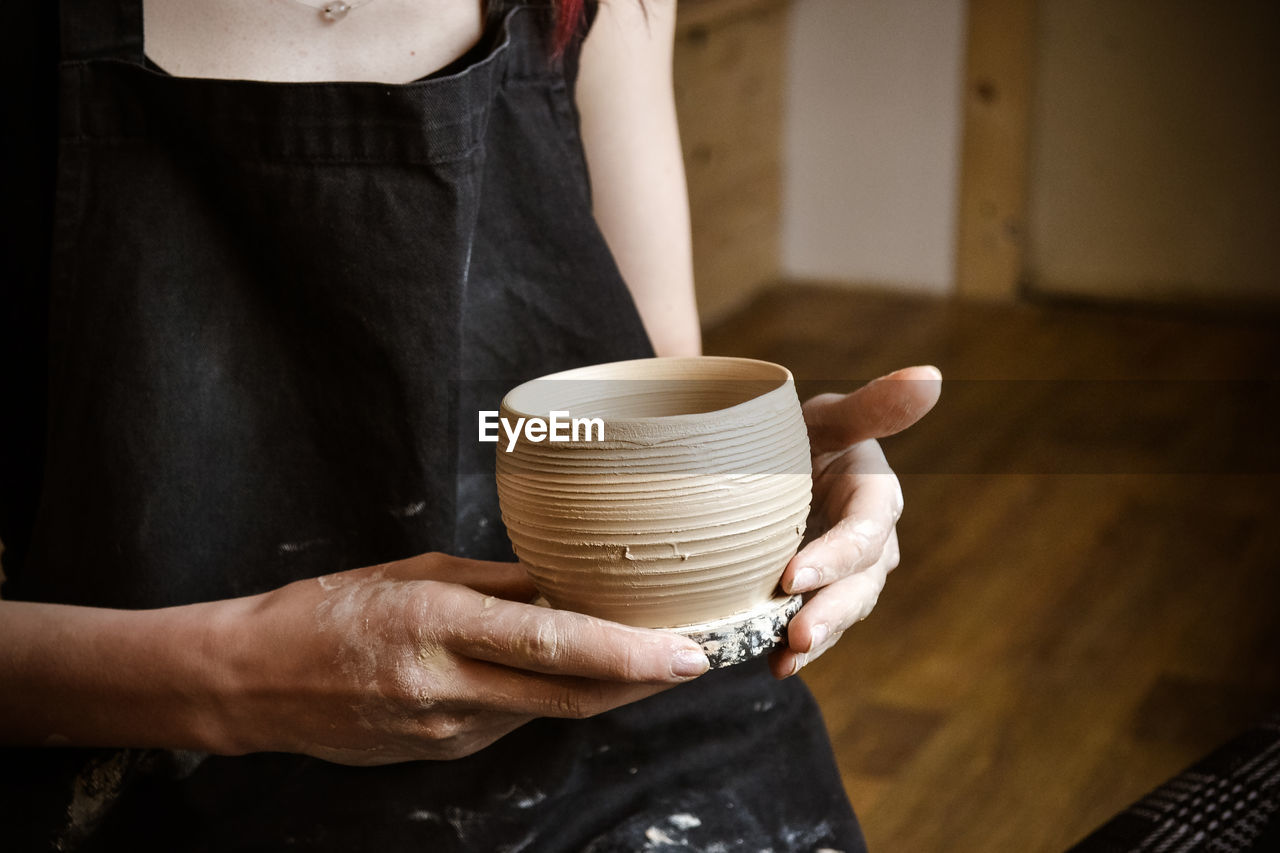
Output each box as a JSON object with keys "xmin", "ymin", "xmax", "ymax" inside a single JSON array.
[
  {"xmin": 671, "ymin": 648, "xmax": 710, "ymax": 679},
  {"xmin": 808, "ymin": 623, "xmax": 829, "ymax": 653},
  {"xmin": 789, "ymin": 567, "xmax": 821, "ymax": 594}
]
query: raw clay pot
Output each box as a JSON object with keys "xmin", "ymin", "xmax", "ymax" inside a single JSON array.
[{"xmin": 495, "ymin": 356, "xmax": 812, "ymax": 629}]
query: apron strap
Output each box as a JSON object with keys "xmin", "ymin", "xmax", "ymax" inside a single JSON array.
[{"xmin": 59, "ymin": 0, "xmax": 144, "ymax": 62}]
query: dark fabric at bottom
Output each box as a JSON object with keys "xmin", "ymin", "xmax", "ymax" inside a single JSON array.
[{"xmin": 79, "ymin": 659, "xmax": 863, "ymax": 852}]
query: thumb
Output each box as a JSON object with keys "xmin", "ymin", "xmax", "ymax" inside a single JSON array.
[{"xmin": 803, "ymin": 365, "xmax": 942, "ymax": 454}]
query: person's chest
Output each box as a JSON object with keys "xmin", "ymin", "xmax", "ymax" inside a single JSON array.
[{"xmin": 142, "ymin": 0, "xmax": 484, "ymax": 83}]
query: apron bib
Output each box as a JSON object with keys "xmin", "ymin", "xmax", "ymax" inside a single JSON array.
[{"xmin": 29, "ymin": 0, "xmax": 652, "ymax": 609}]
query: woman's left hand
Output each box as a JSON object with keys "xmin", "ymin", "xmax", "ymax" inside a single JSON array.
[{"xmin": 772, "ymin": 366, "xmax": 942, "ymax": 678}]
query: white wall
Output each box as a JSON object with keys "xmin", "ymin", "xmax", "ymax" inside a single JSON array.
[{"xmin": 781, "ymin": 0, "xmax": 967, "ymax": 294}]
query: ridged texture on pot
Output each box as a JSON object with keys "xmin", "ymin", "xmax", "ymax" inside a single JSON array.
[{"xmin": 495, "ymin": 357, "xmax": 812, "ymax": 628}]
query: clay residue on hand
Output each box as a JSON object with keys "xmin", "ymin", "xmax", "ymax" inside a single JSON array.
[{"xmin": 305, "ymin": 568, "xmax": 462, "ymax": 763}]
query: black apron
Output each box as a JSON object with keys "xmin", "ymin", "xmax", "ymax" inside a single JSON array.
[{"xmin": 1, "ymin": 1, "xmax": 866, "ymax": 849}]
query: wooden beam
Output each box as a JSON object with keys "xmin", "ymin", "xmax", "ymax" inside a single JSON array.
[
  {"xmin": 675, "ymin": 0, "xmax": 790, "ymax": 324},
  {"xmin": 955, "ymin": 0, "xmax": 1035, "ymax": 299},
  {"xmin": 676, "ymin": 0, "xmax": 788, "ymax": 33}
]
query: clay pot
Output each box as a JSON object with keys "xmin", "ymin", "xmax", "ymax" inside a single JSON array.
[{"xmin": 495, "ymin": 356, "xmax": 811, "ymax": 629}]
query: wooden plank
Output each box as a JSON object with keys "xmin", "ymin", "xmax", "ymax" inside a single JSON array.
[
  {"xmin": 954, "ymin": 0, "xmax": 1035, "ymax": 299},
  {"xmin": 674, "ymin": 0, "xmax": 789, "ymax": 323},
  {"xmin": 1024, "ymin": 1, "xmax": 1280, "ymax": 305}
]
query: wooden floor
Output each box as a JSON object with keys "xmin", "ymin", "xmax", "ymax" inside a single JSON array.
[{"xmin": 704, "ymin": 284, "xmax": 1280, "ymax": 852}]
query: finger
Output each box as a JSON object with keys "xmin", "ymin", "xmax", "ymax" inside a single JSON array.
[
  {"xmin": 432, "ymin": 713, "xmax": 533, "ymax": 758},
  {"xmin": 350, "ymin": 711, "xmax": 536, "ymax": 764},
  {"xmin": 770, "ymin": 539, "xmax": 896, "ymax": 679},
  {"xmin": 781, "ymin": 444, "xmax": 901, "ymax": 595},
  {"xmin": 792, "ymin": 533, "xmax": 897, "ymax": 651},
  {"xmin": 409, "ymin": 709, "xmax": 535, "ymax": 757},
  {"xmin": 441, "ymin": 587, "xmax": 710, "ymax": 683},
  {"xmin": 376, "ymin": 554, "xmax": 538, "ymax": 601},
  {"xmin": 449, "ymin": 659, "xmax": 675, "ymax": 719},
  {"xmin": 804, "ymin": 365, "xmax": 942, "ymax": 455}
]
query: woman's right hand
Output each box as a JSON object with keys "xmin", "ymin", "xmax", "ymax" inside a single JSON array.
[
  {"xmin": 208, "ymin": 554, "xmax": 711, "ymax": 764},
  {"xmin": 0, "ymin": 554, "xmax": 709, "ymax": 763}
]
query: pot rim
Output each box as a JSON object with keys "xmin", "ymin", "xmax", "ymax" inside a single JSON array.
[{"xmin": 500, "ymin": 356, "xmax": 795, "ymax": 426}]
